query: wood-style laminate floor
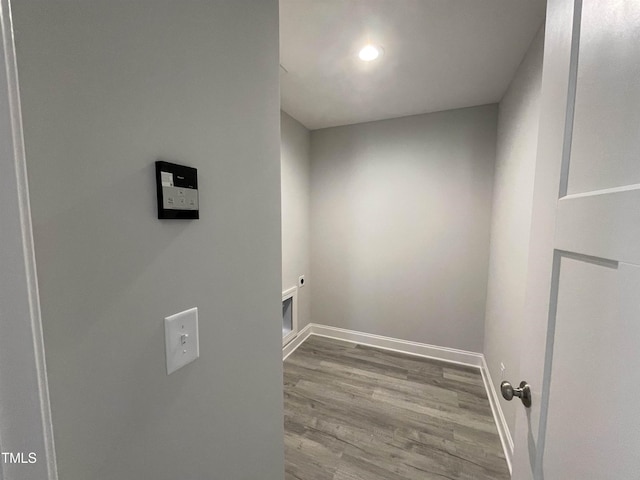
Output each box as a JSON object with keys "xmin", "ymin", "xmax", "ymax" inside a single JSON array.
[{"xmin": 284, "ymin": 336, "xmax": 510, "ymax": 480}]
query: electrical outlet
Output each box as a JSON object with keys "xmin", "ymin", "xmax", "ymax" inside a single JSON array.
[{"xmin": 298, "ymin": 275, "xmax": 306, "ymax": 288}]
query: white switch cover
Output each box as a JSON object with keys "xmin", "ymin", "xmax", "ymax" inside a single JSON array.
[{"xmin": 164, "ymin": 307, "xmax": 199, "ymax": 375}]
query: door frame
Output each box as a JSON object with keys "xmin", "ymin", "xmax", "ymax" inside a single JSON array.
[{"xmin": 0, "ymin": 0, "xmax": 57, "ymax": 478}]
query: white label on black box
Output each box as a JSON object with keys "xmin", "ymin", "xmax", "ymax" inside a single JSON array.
[{"xmin": 160, "ymin": 171, "xmax": 174, "ymax": 187}]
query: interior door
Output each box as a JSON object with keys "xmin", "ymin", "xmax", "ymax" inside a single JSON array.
[{"xmin": 511, "ymin": 0, "xmax": 640, "ymax": 478}]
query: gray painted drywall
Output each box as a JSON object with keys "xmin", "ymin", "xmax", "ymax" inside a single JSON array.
[
  {"xmin": 483, "ymin": 26, "xmax": 544, "ymax": 437},
  {"xmin": 310, "ymin": 106, "xmax": 497, "ymax": 352},
  {"xmin": 13, "ymin": 2, "xmax": 283, "ymax": 479},
  {"xmin": 281, "ymin": 111, "xmax": 311, "ymax": 331},
  {"xmin": 0, "ymin": 5, "xmax": 53, "ymax": 476}
]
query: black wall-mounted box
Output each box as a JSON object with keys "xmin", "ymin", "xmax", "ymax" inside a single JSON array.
[{"xmin": 155, "ymin": 161, "xmax": 199, "ymax": 219}]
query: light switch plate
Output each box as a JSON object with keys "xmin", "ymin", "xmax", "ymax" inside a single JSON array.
[{"xmin": 164, "ymin": 307, "xmax": 199, "ymax": 375}]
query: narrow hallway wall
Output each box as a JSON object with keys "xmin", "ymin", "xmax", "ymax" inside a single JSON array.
[{"xmin": 13, "ymin": 2, "xmax": 283, "ymax": 479}]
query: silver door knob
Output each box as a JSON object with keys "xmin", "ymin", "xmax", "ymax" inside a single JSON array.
[{"xmin": 501, "ymin": 380, "xmax": 532, "ymax": 408}]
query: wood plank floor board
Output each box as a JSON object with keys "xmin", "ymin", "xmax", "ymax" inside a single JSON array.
[
  {"xmin": 295, "ymin": 340, "xmax": 412, "ymax": 378},
  {"xmin": 291, "ymin": 385, "xmax": 461, "ymax": 436},
  {"xmin": 406, "ymin": 371, "xmax": 488, "ymax": 398},
  {"xmin": 286, "ymin": 389, "xmax": 437, "ymax": 445},
  {"xmin": 284, "ymin": 336, "xmax": 510, "ymax": 480}
]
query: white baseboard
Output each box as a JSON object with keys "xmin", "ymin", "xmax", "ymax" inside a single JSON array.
[
  {"xmin": 307, "ymin": 323, "xmax": 484, "ymax": 368},
  {"xmin": 480, "ymin": 356, "xmax": 514, "ymax": 474},
  {"xmin": 282, "ymin": 323, "xmax": 312, "ymax": 361},
  {"xmin": 282, "ymin": 323, "xmax": 514, "ymax": 473}
]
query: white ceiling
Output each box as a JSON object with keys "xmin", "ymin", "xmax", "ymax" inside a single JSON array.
[{"xmin": 280, "ymin": 0, "xmax": 546, "ymax": 130}]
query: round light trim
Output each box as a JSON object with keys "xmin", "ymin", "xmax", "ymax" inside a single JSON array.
[{"xmin": 358, "ymin": 44, "xmax": 382, "ymax": 62}]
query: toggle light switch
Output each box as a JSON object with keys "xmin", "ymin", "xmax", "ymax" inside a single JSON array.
[{"xmin": 164, "ymin": 307, "xmax": 199, "ymax": 375}]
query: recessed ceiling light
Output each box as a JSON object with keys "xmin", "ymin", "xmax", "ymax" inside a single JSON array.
[{"xmin": 358, "ymin": 44, "xmax": 382, "ymax": 62}]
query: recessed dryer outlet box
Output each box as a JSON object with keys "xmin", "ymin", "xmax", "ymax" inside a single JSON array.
[{"xmin": 164, "ymin": 307, "xmax": 199, "ymax": 375}]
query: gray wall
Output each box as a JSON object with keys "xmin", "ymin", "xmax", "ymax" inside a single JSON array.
[
  {"xmin": 483, "ymin": 27, "xmax": 544, "ymax": 437},
  {"xmin": 310, "ymin": 106, "xmax": 497, "ymax": 352},
  {"xmin": 281, "ymin": 111, "xmax": 311, "ymax": 330},
  {"xmin": 13, "ymin": 2, "xmax": 283, "ymax": 479},
  {"xmin": 0, "ymin": 14, "xmax": 53, "ymax": 476}
]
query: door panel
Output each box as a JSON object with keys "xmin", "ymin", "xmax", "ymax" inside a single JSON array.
[
  {"xmin": 544, "ymin": 258, "xmax": 640, "ymax": 478},
  {"xmin": 555, "ymin": 188, "xmax": 640, "ymax": 265},
  {"xmin": 542, "ymin": 0, "xmax": 640, "ymax": 475},
  {"xmin": 513, "ymin": 0, "xmax": 640, "ymax": 478},
  {"xmin": 566, "ymin": 0, "xmax": 640, "ymax": 195}
]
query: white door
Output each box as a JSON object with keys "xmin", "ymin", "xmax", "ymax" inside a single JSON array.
[{"xmin": 511, "ymin": 0, "xmax": 640, "ymax": 478}]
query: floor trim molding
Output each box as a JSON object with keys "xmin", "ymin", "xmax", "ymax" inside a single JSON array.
[
  {"xmin": 480, "ymin": 356, "xmax": 514, "ymax": 474},
  {"xmin": 282, "ymin": 323, "xmax": 312, "ymax": 361},
  {"xmin": 307, "ymin": 323, "xmax": 484, "ymax": 368},
  {"xmin": 282, "ymin": 323, "xmax": 514, "ymax": 474}
]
